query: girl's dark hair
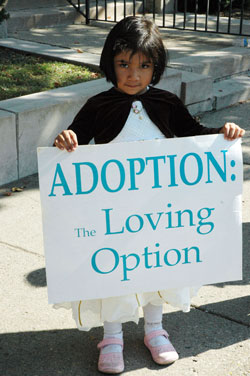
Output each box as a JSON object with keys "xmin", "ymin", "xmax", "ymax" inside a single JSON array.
[{"xmin": 100, "ymin": 16, "xmax": 167, "ymax": 86}]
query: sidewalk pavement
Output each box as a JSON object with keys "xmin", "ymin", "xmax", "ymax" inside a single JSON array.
[
  {"xmin": 0, "ymin": 22, "xmax": 250, "ymax": 376},
  {"xmin": 8, "ymin": 22, "xmax": 244, "ymax": 59}
]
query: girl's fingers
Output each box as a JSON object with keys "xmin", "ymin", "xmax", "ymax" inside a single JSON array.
[
  {"xmin": 222, "ymin": 123, "xmax": 245, "ymax": 140},
  {"xmin": 54, "ymin": 131, "xmax": 78, "ymax": 151},
  {"xmin": 228, "ymin": 124, "xmax": 237, "ymax": 139},
  {"xmin": 54, "ymin": 135, "xmax": 66, "ymax": 150},
  {"xmin": 62, "ymin": 130, "xmax": 73, "ymax": 150},
  {"xmin": 239, "ymin": 128, "xmax": 246, "ymax": 137},
  {"xmin": 69, "ymin": 131, "xmax": 78, "ymax": 148}
]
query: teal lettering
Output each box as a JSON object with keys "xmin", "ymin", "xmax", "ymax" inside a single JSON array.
[
  {"xmin": 205, "ymin": 150, "xmax": 227, "ymax": 183},
  {"xmin": 164, "ymin": 248, "xmax": 181, "ymax": 266},
  {"xmin": 127, "ymin": 158, "xmax": 145, "ymax": 191},
  {"xmin": 145, "ymin": 212, "xmax": 164, "ymax": 230},
  {"xmin": 142, "ymin": 246, "xmax": 153, "ymax": 269},
  {"xmin": 145, "ymin": 156, "xmax": 166, "ymax": 188},
  {"xmin": 176, "ymin": 209, "xmax": 195, "ymax": 228},
  {"xmin": 125, "ymin": 214, "xmax": 144, "ymax": 233},
  {"xmin": 197, "ymin": 207, "xmax": 215, "ymax": 234},
  {"xmin": 73, "ymin": 162, "xmax": 98, "ymax": 194},
  {"xmin": 48, "ymin": 163, "xmax": 73, "ymax": 197},
  {"xmin": 180, "ymin": 153, "xmax": 203, "ymax": 185},
  {"xmin": 91, "ymin": 247, "xmax": 119, "ymax": 274},
  {"xmin": 167, "ymin": 154, "xmax": 178, "ymax": 187},
  {"xmin": 182, "ymin": 246, "xmax": 202, "ymax": 264},
  {"xmin": 102, "ymin": 208, "xmax": 124, "ymax": 235},
  {"xmin": 101, "ymin": 159, "xmax": 125, "ymax": 193},
  {"xmin": 120, "ymin": 253, "xmax": 140, "ymax": 281}
]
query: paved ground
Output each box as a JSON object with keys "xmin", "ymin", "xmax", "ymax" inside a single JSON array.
[
  {"xmin": 9, "ymin": 22, "xmax": 240, "ymax": 60},
  {"xmin": 1, "ymin": 22, "xmax": 250, "ymax": 376}
]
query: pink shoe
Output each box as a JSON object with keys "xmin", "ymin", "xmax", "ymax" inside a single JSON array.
[
  {"xmin": 97, "ymin": 338, "xmax": 124, "ymax": 374},
  {"xmin": 144, "ymin": 329, "xmax": 179, "ymax": 365}
]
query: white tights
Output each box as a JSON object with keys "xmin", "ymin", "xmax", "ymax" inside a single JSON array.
[{"xmin": 102, "ymin": 303, "xmax": 170, "ymax": 353}]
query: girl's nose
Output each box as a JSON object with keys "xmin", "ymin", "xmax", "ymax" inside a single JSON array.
[{"xmin": 128, "ymin": 68, "xmax": 139, "ymax": 80}]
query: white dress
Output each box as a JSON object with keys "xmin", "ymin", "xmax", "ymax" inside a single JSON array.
[{"xmin": 54, "ymin": 101, "xmax": 199, "ymax": 330}]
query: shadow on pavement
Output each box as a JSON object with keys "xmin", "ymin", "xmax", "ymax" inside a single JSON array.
[
  {"xmin": 1, "ymin": 305, "xmax": 249, "ymax": 376},
  {"xmin": 26, "ymin": 267, "xmax": 47, "ymax": 287}
]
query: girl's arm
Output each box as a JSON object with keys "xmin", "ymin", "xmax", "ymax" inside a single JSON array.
[
  {"xmin": 219, "ymin": 122, "xmax": 245, "ymax": 140},
  {"xmin": 54, "ymin": 130, "xmax": 78, "ymax": 152},
  {"xmin": 168, "ymin": 93, "xmax": 246, "ymax": 139},
  {"xmin": 54, "ymin": 97, "xmax": 97, "ymax": 151}
]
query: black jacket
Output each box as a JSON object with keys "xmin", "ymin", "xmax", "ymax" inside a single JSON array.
[{"xmin": 68, "ymin": 86, "xmax": 221, "ymax": 144}]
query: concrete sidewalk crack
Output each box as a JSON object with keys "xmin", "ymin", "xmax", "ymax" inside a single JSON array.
[
  {"xmin": 0, "ymin": 240, "xmax": 44, "ymax": 259},
  {"xmin": 192, "ymin": 304, "xmax": 250, "ymax": 328}
]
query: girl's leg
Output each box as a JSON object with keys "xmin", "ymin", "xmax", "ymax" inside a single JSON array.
[
  {"xmin": 103, "ymin": 321, "xmax": 123, "ymax": 353},
  {"xmin": 143, "ymin": 303, "xmax": 169, "ymax": 345},
  {"xmin": 143, "ymin": 303, "xmax": 179, "ymax": 365},
  {"xmin": 97, "ymin": 321, "xmax": 124, "ymax": 374}
]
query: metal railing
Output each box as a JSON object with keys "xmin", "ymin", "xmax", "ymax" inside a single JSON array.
[
  {"xmin": 66, "ymin": 0, "xmax": 90, "ymax": 23},
  {"xmin": 66, "ymin": 0, "xmax": 250, "ymax": 36}
]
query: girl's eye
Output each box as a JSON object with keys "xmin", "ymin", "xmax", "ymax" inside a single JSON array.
[
  {"xmin": 119, "ymin": 63, "xmax": 129, "ymax": 68},
  {"xmin": 141, "ymin": 64, "xmax": 150, "ymax": 69}
]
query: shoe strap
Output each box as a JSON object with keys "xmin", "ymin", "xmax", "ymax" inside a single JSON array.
[
  {"xmin": 145, "ymin": 329, "xmax": 169, "ymax": 342},
  {"xmin": 97, "ymin": 338, "xmax": 124, "ymax": 350}
]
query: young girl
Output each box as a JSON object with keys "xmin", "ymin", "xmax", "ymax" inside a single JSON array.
[{"xmin": 54, "ymin": 16, "xmax": 245, "ymax": 374}]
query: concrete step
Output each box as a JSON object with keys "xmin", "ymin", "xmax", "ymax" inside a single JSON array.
[
  {"xmin": 180, "ymin": 71, "xmax": 213, "ymax": 106},
  {"xmin": 168, "ymin": 47, "xmax": 250, "ymax": 80},
  {"xmin": 179, "ymin": 70, "xmax": 250, "ymax": 114},
  {"xmin": 6, "ymin": 2, "xmax": 143, "ymax": 32},
  {"xmin": 7, "ymin": 6, "xmax": 85, "ymax": 32},
  {"xmin": 6, "ymin": 0, "xmax": 69, "ymax": 10},
  {"xmin": 170, "ymin": 67, "xmax": 250, "ymax": 115},
  {"xmin": 213, "ymin": 75, "xmax": 250, "ymax": 110}
]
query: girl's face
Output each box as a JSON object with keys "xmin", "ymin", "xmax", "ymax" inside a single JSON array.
[{"xmin": 114, "ymin": 50, "xmax": 154, "ymax": 95}]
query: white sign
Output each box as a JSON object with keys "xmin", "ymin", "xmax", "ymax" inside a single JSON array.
[{"xmin": 37, "ymin": 135, "xmax": 243, "ymax": 304}]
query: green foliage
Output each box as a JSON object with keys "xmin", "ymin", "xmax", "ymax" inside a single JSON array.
[{"xmin": 0, "ymin": 48, "xmax": 102, "ymax": 100}]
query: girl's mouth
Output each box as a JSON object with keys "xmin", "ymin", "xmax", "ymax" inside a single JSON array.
[{"xmin": 126, "ymin": 84, "xmax": 140, "ymax": 88}]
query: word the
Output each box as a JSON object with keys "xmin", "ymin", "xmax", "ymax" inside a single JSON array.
[{"xmin": 75, "ymin": 228, "xmax": 96, "ymax": 237}]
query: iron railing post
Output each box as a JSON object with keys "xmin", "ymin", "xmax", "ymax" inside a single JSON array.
[
  {"xmin": 239, "ymin": 0, "xmax": 246, "ymax": 35},
  {"xmin": 85, "ymin": 0, "xmax": 90, "ymax": 24},
  {"xmin": 173, "ymin": 0, "xmax": 177, "ymax": 28},
  {"xmin": 64, "ymin": 0, "xmax": 249, "ymax": 37},
  {"xmin": 205, "ymin": 0, "xmax": 210, "ymax": 32}
]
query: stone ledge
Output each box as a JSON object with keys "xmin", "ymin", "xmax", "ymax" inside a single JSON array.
[
  {"xmin": 0, "ymin": 38, "xmax": 101, "ymax": 69},
  {"xmin": 0, "ymin": 111, "xmax": 18, "ymax": 185},
  {"xmin": 213, "ymin": 75, "xmax": 250, "ymax": 110},
  {"xmin": 0, "ymin": 68, "xmax": 182, "ymax": 185},
  {"xmin": 180, "ymin": 71, "xmax": 213, "ymax": 105},
  {"xmin": 7, "ymin": 6, "xmax": 84, "ymax": 32},
  {"xmin": 168, "ymin": 47, "xmax": 250, "ymax": 80},
  {"xmin": 0, "ymin": 78, "xmax": 111, "ymax": 183},
  {"xmin": 6, "ymin": 0, "xmax": 68, "ymax": 10},
  {"xmin": 187, "ymin": 99, "xmax": 213, "ymax": 116}
]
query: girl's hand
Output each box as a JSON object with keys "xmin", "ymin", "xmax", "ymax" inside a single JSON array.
[
  {"xmin": 54, "ymin": 130, "xmax": 78, "ymax": 152},
  {"xmin": 220, "ymin": 122, "xmax": 245, "ymax": 140}
]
